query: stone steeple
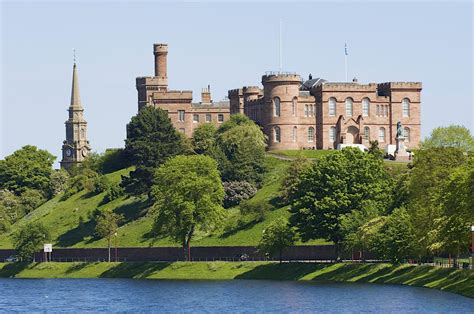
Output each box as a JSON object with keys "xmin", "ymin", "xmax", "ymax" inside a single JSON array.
[{"xmin": 60, "ymin": 62, "xmax": 91, "ymax": 170}]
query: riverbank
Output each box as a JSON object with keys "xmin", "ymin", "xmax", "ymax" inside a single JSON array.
[{"xmin": 1, "ymin": 262, "xmax": 472, "ymax": 298}]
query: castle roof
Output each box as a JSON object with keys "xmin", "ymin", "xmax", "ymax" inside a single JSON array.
[
  {"xmin": 300, "ymin": 77, "xmax": 326, "ymax": 91},
  {"xmin": 192, "ymin": 100, "xmax": 229, "ymax": 109}
]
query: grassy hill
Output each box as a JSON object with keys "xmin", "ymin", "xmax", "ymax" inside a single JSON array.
[{"xmin": 0, "ymin": 156, "xmax": 328, "ymax": 249}]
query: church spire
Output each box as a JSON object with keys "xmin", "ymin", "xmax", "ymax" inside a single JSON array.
[{"xmin": 70, "ymin": 62, "xmax": 82, "ymax": 108}]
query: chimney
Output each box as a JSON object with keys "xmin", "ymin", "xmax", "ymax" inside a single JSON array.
[
  {"xmin": 153, "ymin": 43, "xmax": 168, "ymax": 78},
  {"xmin": 201, "ymin": 85, "xmax": 211, "ymax": 103}
]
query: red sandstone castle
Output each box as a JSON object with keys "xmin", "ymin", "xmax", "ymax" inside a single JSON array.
[{"xmin": 137, "ymin": 43, "xmax": 421, "ymax": 150}]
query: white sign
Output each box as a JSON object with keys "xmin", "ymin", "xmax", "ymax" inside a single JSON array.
[{"xmin": 44, "ymin": 243, "xmax": 53, "ymax": 253}]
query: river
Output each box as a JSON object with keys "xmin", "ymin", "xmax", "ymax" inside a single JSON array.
[{"xmin": 0, "ymin": 279, "xmax": 472, "ymax": 312}]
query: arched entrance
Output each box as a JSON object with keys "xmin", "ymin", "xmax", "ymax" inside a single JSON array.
[{"xmin": 345, "ymin": 126, "xmax": 359, "ymax": 144}]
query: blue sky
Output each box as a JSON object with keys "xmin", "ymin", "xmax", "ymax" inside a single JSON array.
[{"xmin": 1, "ymin": 1, "xmax": 472, "ymax": 165}]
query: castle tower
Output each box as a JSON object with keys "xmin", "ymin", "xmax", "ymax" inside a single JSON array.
[
  {"xmin": 153, "ymin": 43, "xmax": 168, "ymax": 87},
  {"xmin": 60, "ymin": 62, "xmax": 91, "ymax": 170}
]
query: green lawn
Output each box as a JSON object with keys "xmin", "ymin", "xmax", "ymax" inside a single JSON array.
[
  {"xmin": 269, "ymin": 149, "xmax": 335, "ymax": 159},
  {"xmin": 0, "ymin": 262, "xmax": 472, "ymax": 298},
  {"xmin": 0, "ymin": 157, "xmax": 328, "ymax": 249}
]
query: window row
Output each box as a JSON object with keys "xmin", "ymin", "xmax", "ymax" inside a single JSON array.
[
  {"xmin": 327, "ymin": 98, "xmax": 411, "ymax": 118},
  {"xmin": 362, "ymin": 126, "xmax": 411, "ymax": 142},
  {"xmin": 304, "ymin": 104, "xmax": 315, "ymax": 117},
  {"xmin": 273, "ymin": 126, "xmax": 315, "ymax": 143},
  {"xmin": 273, "ymin": 97, "xmax": 312, "ymax": 118},
  {"xmin": 187, "ymin": 112, "xmax": 224, "ymax": 123}
]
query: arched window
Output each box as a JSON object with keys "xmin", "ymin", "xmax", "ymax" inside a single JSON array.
[
  {"xmin": 364, "ymin": 126, "xmax": 370, "ymax": 140},
  {"xmin": 329, "ymin": 126, "xmax": 336, "ymax": 142},
  {"xmin": 404, "ymin": 127, "xmax": 410, "ymax": 141},
  {"xmin": 362, "ymin": 98, "xmax": 370, "ymax": 117},
  {"xmin": 308, "ymin": 127, "xmax": 314, "ymax": 142},
  {"xmin": 274, "ymin": 126, "xmax": 281, "ymax": 143},
  {"xmin": 345, "ymin": 98, "xmax": 353, "ymax": 116},
  {"xmin": 379, "ymin": 127, "xmax": 386, "ymax": 142},
  {"xmin": 273, "ymin": 97, "xmax": 281, "ymax": 117},
  {"xmin": 292, "ymin": 97, "xmax": 297, "ymax": 116},
  {"xmin": 328, "ymin": 98, "xmax": 336, "ymax": 116},
  {"xmin": 292, "ymin": 126, "xmax": 297, "ymax": 142},
  {"xmin": 402, "ymin": 98, "xmax": 410, "ymax": 117}
]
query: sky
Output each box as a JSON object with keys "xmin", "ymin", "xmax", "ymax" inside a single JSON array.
[{"xmin": 1, "ymin": 1, "xmax": 473, "ymax": 167}]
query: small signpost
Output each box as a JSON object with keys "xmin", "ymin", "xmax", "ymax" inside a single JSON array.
[{"xmin": 44, "ymin": 243, "xmax": 52, "ymax": 262}]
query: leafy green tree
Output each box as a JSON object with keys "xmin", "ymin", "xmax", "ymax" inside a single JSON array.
[
  {"xmin": 12, "ymin": 222, "xmax": 50, "ymax": 262},
  {"xmin": 216, "ymin": 114, "xmax": 266, "ymax": 185},
  {"xmin": 290, "ymin": 148, "xmax": 392, "ymax": 250},
  {"xmin": 257, "ymin": 218, "xmax": 296, "ymax": 263},
  {"xmin": 280, "ymin": 156, "xmax": 311, "ymax": 203},
  {"xmin": 151, "ymin": 155, "xmax": 225, "ymax": 261},
  {"xmin": 192, "ymin": 123, "xmax": 218, "ymax": 155},
  {"xmin": 421, "ymin": 125, "xmax": 474, "ymax": 152},
  {"xmin": 0, "ymin": 145, "xmax": 55, "ymax": 194},
  {"xmin": 48, "ymin": 169, "xmax": 70, "ymax": 196},
  {"xmin": 407, "ymin": 147, "xmax": 466, "ymax": 258},
  {"xmin": 367, "ymin": 140, "xmax": 384, "ymax": 160},
  {"xmin": 123, "ymin": 107, "xmax": 189, "ymax": 195},
  {"xmin": 377, "ymin": 207, "xmax": 417, "ymax": 263},
  {"xmin": 95, "ymin": 210, "xmax": 123, "ymax": 262},
  {"xmin": 0, "ymin": 189, "xmax": 22, "ymax": 223},
  {"xmin": 19, "ymin": 189, "xmax": 46, "ymax": 214}
]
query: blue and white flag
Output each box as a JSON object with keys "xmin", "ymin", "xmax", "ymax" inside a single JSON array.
[{"xmin": 345, "ymin": 43, "xmax": 348, "ymax": 56}]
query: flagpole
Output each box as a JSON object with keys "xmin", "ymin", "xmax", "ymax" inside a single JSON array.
[
  {"xmin": 344, "ymin": 43, "xmax": 348, "ymax": 82},
  {"xmin": 279, "ymin": 18, "xmax": 282, "ymax": 72}
]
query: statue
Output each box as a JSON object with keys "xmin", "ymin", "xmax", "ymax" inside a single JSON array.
[{"xmin": 396, "ymin": 121, "xmax": 404, "ymax": 139}]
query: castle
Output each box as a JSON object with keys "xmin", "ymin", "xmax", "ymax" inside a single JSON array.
[{"xmin": 137, "ymin": 43, "xmax": 421, "ymax": 151}]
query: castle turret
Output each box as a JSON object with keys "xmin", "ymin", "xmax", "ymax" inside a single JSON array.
[
  {"xmin": 261, "ymin": 72, "xmax": 301, "ymax": 150},
  {"xmin": 154, "ymin": 43, "xmax": 168, "ymax": 84}
]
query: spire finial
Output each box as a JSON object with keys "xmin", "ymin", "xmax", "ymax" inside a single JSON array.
[{"xmin": 70, "ymin": 57, "xmax": 82, "ymax": 108}]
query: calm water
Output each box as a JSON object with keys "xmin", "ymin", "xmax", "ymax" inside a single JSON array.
[{"xmin": 0, "ymin": 279, "xmax": 472, "ymax": 313}]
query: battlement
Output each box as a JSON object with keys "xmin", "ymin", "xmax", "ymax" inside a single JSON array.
[
  {"xmin": 136, "ymin": 76, "xmax": 168, "ymax": 86},
  {"xmin": 153, "ymin": 90, "xmax": 193, "ymax": 101},
  {"xmin": 262, "ymin": 72, "xmax": 301, "ymax": 84},
  {"xmin": 377, "ymin": 82, "xmax": 422, "ymax": 90},
  {"xmin": 317, "ymin": 82, "xmax": 377, "ymax": 92},
  {"xmin": 153, "ymin": 43, "xmax": 168, "ymax": 54},
  {"xmin": 228, "ymin": 88, "xmax": 243, "ymax": 97},
  {"xmin": 243, "ymin": 86, "xmax": 260, "ymax": 94}
]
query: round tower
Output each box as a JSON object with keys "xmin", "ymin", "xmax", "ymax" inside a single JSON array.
[
  {"xmin": 153, "ymin": 43, "xmax": 168, "ymax": 81},
  {"xmin": 243, "ymin": 86, "xmax": 260, "ymax": 103},
  {"xmin": 261, "ymin": 73, "xmax": 301, "ymax": 150}
]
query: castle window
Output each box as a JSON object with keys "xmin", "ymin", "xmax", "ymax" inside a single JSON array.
[
  {"xmin": 292, "ymin": 126, "xmax": 297, "ymax": 142},
  {"xmin": 328, "ymin": 98, "xmax": 336, "ymax": 116},
  {"xmin": 362, "ymin": 98, "xmax": 370, "ymax": 117},
  {"xmin": 404, "ymin": 127, "xmax": 410, "ymax": 141},
  {"xmin": 310, "ymin": 105, "xmax": 315, "ymax": 117},
  {"xmin": 379, "ymin": 127, "xmax": 386, "ymax": 142},
  {"xmin": 329, "ymin": 126, "xmax": 336, "ymax": 142},
  {"xmin": 206, "ymin": 114, "xmax": 211, "ymax": 122},
  {"xmin": 384, "ymin": 105, "xmax": 389, "ymax": 117},
  {"xmin": 178, "ymin": 110, "xmax": 185, "ymax": 122},
  {"xmin": 292, "ymin": 97, "xmax": 297, "ymax": 116},
  {"xmin": 308, "ymin": 127, "xmax": 315, "ymax": 142},
  {"xmin": 364, "ymin": 126, "xmax": 370, "ymax": 140},
  {"xmin": 218, "ymin": 114, "xmax": 224, "ymax": 122},
  {"xmin": 345, "ymin": 98, "xmax": 353, "ymax": 116},
  {"xmin": 376, "ymin": 105, "xmax": 380, "ymax": 116},
  {"xmin": 402, "ymin": 98, "xmax": 410, "ymax": 117},
  {"xmin": 274, "ymin": 126, "xmax": 281, "ymax": 143},
  {"xmin": 193, "ymin": 114, "xmax": 199, "ymax": 123},
  {"xmin": 273, "ymin": 97, "xmax": 281, "ymax": 117},
  {"xmin": 304, "ymin": 104, "xmax": 309, "ymax": 117}
]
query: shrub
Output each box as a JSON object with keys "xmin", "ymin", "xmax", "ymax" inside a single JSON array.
[
  {"xmin": 19, "ymin": 189, "xmax": 46, "ymax": 214},
  {"xmin": 48, "ymin": 169, "xmax": 69, "ymax": 196},
  {"xmin": 239, "ymin": 200, "xmax": 271, "ymax": 222},
  {"xmin": 223, "ymin": 181, "xmax": 257, "ymax": 208},
  {"xmin": 102, "ymin": 183, "xmax": 125, "ymax": 204},
  {"xmin": 90, "ymin": 175, "xmax": 111, "ymax": 195}
]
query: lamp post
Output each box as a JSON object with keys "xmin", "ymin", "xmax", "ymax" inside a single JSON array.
[
  {"xmin": 114, "ymin": 232, "xmax": 118, "ymax": 262},
  {"xmin": 471, "ymin": 226, "xmax": 474, "ymax": 268}
]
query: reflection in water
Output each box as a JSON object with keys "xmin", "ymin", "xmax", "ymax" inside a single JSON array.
[{"xmin": 0, "ymin": 279, "xmax": 472, "ymax": 312}]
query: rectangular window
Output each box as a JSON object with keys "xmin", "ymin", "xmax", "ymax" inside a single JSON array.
[
  {"xmin": 193, "ymin": 114, "xmax": 199, "ymax": 123},
  {"xmin": 206, "ymin": 114, "xmax": 211, "ymax": 122},
  {"xmin": 178, "ymin": 110, "xmax": 185, "ymax": 122},
  {"xmin": 218, "ymin": 114, "xmax": 224, "ymax": 122}
]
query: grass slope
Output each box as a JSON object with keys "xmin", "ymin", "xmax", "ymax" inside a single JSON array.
[
  {"xmin": 0, "ymin": 262, "xmax": 472, "ymax": 298},
  {"xmin": 0, "ymin": 157, "xmax": 327, "ymax": 249}
]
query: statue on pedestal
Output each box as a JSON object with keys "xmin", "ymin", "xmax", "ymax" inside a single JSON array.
[{"xmin": 395, "ymin": 121, "xmax": 410, "ymax": 161}]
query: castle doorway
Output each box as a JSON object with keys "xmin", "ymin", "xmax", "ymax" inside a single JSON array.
[{"xmin": 345, "ymin": 126, "xmax": 359, "ymax": 144}]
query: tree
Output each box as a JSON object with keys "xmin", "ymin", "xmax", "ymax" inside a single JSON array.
[
  {"xmin": 192, "ymin": 123, "xmax": 218, "ymax": 155},
  {"xmin": 290, "ymin": 148, "xmax": 392, "ymax": 250},
  {"xmin": 19, "ymin": 189, "xmax": 46, "ymax": 214},
  {"xmin": 0, "ymin": 145, "xmax": 55, "ymax": 194},
  {"xmin": 95, "ymin": 210, "xmax": 123, "ymax": 262},
  {"xmin": 216, "ymin": 114, "xmax": 266, "ymax": 185},
  {"xmin": 12, "ymin": 222, "xmax": 50, "ymax": 262},
  {"xmin": 367, "ymin": 140, "xmax": 384, "ymax": 160},
  {"xmin": 123, "ymin": 106, "xmax": 189, "ymax": 194},
  {"xmin": 151, "ymin": 155, "xmax": 225, "ymax": 261},
  {"xmin": 421, "ymin": 125, "xmax": 474, "ymax": 152},
  {"xmin": 257, "ymin": 218, "xmax": 296, "ymax": 263},
  {"xmin": 280, "ymin": 156, "xmax": 311, "ymax": 203},
  {"xmin": 48, "ymin": 169, "xmax": 70, "ymax": 196}
]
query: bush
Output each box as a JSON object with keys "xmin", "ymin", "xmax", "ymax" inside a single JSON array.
[
  {"xmin": 239, "ymin": 200, "xmax": 271, "ymax": 222},
  {"xmin": 90, "ymin": 175, "xmax": 111, "ymax": 195},
  {"xmin": 19, "ymin": 189, "xmax": 46, "ymax": 214},
  {"xmin": 62, "ymin": 169, "xmax": 100, "ymax": 200},
  {"xmin": 102, "ymin": 183, "xmax": 125, "ymax": 204},
  {"xmin": 13, "ymin": 222, "xmax": 50, "ymax": 262},
  {"xmin": 48, "ymin": 169, "xmax": 69, "ymax": 196},
  {"xmin": 223, "ymin": 181, "xmax": 257, "ymax": 208}
]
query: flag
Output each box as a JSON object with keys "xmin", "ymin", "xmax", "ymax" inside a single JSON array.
[{"xmin": 345, "ymin": 43, "xmax": 348, "ymax": 56}]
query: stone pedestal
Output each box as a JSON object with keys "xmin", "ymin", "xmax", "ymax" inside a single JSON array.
[{"xmin": 395, "ymin": 137, "xmax": 410, "ymax": 161}]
